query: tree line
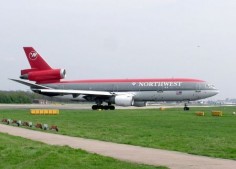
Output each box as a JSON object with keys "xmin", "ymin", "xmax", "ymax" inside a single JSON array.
[{"xmin": 0, "ymin": 91, "xmax": 47, "ymax": 104}]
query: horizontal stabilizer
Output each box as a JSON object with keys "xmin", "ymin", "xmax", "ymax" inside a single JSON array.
[{"xmin": 9, "ymin": 79, "xmax": 52, "ymax": 89}]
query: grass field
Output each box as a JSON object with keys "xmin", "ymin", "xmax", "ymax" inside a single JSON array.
[
  {"xmin": 1, "ymin": 106, "xmax": 236, "ymax": 159},
  {"xmin": 0, "ymin": 133, "xmax": 166, "ymax": 169}
]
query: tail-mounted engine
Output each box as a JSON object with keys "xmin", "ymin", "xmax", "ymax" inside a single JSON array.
[{"xmin": 20, "ymin": 69, "xmax": 66, "ymax": 83}]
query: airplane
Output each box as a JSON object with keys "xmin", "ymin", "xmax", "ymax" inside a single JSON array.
[{"xmin": 11, "ymin": 47, "xmax": 219, "ymax": 110}]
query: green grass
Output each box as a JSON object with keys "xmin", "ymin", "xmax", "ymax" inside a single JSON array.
[
  {"xmin": 1, "ymin": 106, "xmax": 236, "ymax": 159},
  {"xmin": 0, "ymin": 133, "xmax": 166, "ymax": 169}
]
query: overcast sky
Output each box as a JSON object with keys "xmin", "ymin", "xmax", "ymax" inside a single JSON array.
[{"xmin": 0, "ymin": 0, "xmax": 236, "ymax": 100}]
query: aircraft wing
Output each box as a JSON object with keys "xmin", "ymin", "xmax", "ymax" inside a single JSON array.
[
  {"xmin": 38, "ymin": 89, "xmax": 113, "ymax": 96},
  {"xmin": 10, "ymin": 79, "xmax": 113, "ymax": 96}
]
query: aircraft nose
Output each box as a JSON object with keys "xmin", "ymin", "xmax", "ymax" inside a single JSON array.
[{"xmin": 211, "ymin": 89, "xmax": 219, "ymax": 96}]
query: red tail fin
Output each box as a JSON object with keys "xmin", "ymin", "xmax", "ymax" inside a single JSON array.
[
  {"xmin": 21, "ymin": 47, "xmax": 66, "ymax": 83},
  {"xmin": 23, "ymin": 47, "xmax": 52, "ymax": 70}
]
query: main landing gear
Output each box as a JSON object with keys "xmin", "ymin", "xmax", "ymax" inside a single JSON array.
[
  {"xmin": 92, "ymin": 105, "xmax": 115, "ymax": 110},
  {"xmin": 92, "ymin": 100, "xmax": 115, "ymax": 110},
  {"xmin": 183, "ymin": 103, "xmax": 190, "ymax": 111}
]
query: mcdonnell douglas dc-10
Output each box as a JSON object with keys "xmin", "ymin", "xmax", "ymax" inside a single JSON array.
[{"xmin": 11, "ymin": 47, "xmax": 219, "ymax": 110}]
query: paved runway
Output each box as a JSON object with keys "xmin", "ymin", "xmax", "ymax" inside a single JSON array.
[
  {"xmin": 0, "ymin": 103, "xmax": 92, "ymax": 110},
  {"xmin": 0, "ymin": 103, "xmax": 169, "ymax": 110},
  {"xmin": 0, "ymin": 103, "xmax": 222, "ymax": 110},
  {"xmin": 0, "ymin": 124, "xmax": 236, "ymax": 169}
]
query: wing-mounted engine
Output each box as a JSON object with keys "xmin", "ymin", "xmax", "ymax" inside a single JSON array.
[
  {"xmin": 112, "ymin": 95, "xmax": 134, "ymax": 107},
  {"xmin": 20, "ymin": 68, "xmax": 66, "ymax": 83}
]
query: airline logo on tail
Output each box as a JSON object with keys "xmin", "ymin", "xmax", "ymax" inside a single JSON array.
[
  {"xmin": 20, "ymin": 47, "xmax": 65, "ymax": 82},
  {"xmin": 23, "ymin": 47, "xmax": 52, "ymax": 70},
  {"xmin": 29, "ymin": 51, "xmax": 38, "ymax": 60}
]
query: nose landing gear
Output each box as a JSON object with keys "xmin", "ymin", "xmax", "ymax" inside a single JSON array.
[{"xmin": 184, "ymin": 103, "xmax": 190, "ymax": 111}]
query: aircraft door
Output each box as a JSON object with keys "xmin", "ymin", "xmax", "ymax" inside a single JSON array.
[
  {"xmin": 195, "ymin": 83, "xmax": 201, "ymax": 99},
  {"xmin": 155, "ymin": 85, "xmax": 164, "ymax": 101},
  {"xmin": 196, "ymin": 83, "xmax": 201, "ymax": 91}
]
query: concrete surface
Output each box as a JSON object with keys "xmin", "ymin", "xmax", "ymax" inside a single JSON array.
[{"xmin": 0, "ymin": 124, "xmax": 236, "ymax": 169}]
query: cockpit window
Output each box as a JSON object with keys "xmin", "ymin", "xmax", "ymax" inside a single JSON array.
[{"xmin": 206, "ymin": 84, "xmax": 216, "ymax": 89}]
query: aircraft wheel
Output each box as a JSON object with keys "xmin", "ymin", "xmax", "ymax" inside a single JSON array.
[
  {"xmin": 109, "ymin": 106, "xmax": 115, "ymax": 110},
  {"xmin": 92, "ymin": 105, "xmax": 98, "ymax": 110},
  {"xmin": 184, "ymin": 107, "xmax": 190, "ymax": 111},
  {"xmin": 98, "ymin": 105, "xmax": 104, "ymax": 110}
]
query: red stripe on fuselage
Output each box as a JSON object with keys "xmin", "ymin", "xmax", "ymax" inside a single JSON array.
[{"xmin": 38, "ymin": 78, "xmax": 205, "ymax": 84}]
